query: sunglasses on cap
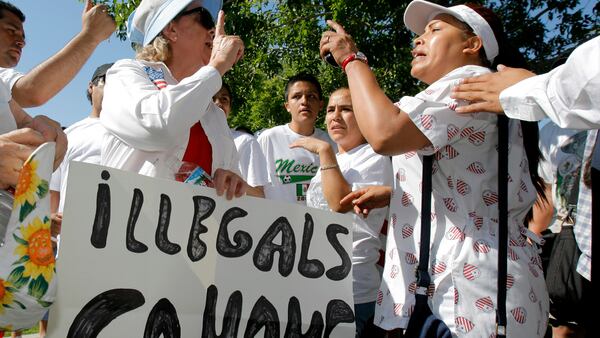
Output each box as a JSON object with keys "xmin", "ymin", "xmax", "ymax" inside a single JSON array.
[{"xmin": 175, "ymin": 6, "xmax": 215, "ymax": 30}]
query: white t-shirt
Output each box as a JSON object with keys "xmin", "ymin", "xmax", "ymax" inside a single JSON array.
[
  {"xmin": 50, "ymin": 117, "xmax": 106, "ymax": 212},
  {"xmin": 306, "ymin": 143, "xmax": 392, "ymax": 304},
  {"xmin": 538, "ymin": 122, "xmax": 588, "ymax": 232},
  {"xmin": 232, "ymin": 130, "xmax": 268, "ymax": 187},
  {"xmin": 100, "ymin": 59, "xmax": 238, "ymax": 179},
  {"xmin": 0, "ymin": 68, "xmax": 23, "ymax": 133},
  {"xmin": 258, "ymin": 124, "xmax": 336, "ymax": 205},
  {"xmin": 376, "ymin": 66, "xmax": 548, "ymax": 336}
]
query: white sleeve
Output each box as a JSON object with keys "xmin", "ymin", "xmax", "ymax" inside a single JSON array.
[
  {"xmin": 100, "ymin": 60, "xmax": 222, "ymax": 152},
  {"xmin": 397, "ymin": 66, "xmax": 497, "ymax": 154},
  {"xmin": 500, "ymin": 36, "xmax": 600, "ymax": 129},
  {"xmin": 0, "ymin": 67, "xmax": 24, "ymax": 93},
  {"xmin": 49, "ymin": 163, "xmax": 63, "ymax": 192},
  {"xmin": 537, "ymin": 124, "xmax": 556, "ymax": 184},
  {"xmin": 257, "ymin": 131, "xmax": 276, "ymax": 185},
  {"xmin": 348, "ymin": 149, "xmax": 393, "ymax": 190},
  {"xmin": 239, "ymin": 136, "xmax": 268, "ymax": 187},
  {"xmin": 401, "ymin": 97, "xmax": 496, "ymax": 155}
]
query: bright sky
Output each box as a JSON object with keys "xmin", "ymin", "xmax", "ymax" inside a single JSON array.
[{"xmin": 11, "ymin": 0, "xmax": 133, "ymax": 127}]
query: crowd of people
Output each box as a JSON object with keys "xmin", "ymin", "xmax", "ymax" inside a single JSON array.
[{"xmin": 0, "ymin": 0, "xmax": 597, "ymax": 337}]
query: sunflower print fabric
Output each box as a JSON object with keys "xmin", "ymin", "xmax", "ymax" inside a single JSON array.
[{"xmin": 0, "ymin": 142, "xmax": 56, "ymax": 331}]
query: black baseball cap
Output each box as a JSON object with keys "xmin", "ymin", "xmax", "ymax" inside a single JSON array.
[{"xmin": 90, "ymin": 63, "xmax": 114, "ymax": 83}]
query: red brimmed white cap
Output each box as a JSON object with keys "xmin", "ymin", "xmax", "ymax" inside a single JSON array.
[{"xmin": 403, "ymin": 0, "xmax": 499, "ymax": 62}]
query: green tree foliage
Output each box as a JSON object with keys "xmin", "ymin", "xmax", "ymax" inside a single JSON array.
[
  {"xmin": 89, "ymin": 0, "xmax": 141, "ymax": 42},
  {"xmin": 94, "ymin": 0, "xmax": 598, "ymax": 131}
]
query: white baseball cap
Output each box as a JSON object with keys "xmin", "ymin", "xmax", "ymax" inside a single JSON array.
[
  {"xmin": 403, "ymin": 0, "xmax": 499, "ymax": 62},
  {"xmin": 127, "ymin": 0, "xmax": 222, "ymax": 47}
]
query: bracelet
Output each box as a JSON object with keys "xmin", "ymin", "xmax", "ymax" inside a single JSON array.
[
  {"xmin": 320, "ymin": 164, "xmax": 339, "ymax": 171},
  {"xmin": 341, "ymin": 52, "xmax": 368, "ymax": 72}
]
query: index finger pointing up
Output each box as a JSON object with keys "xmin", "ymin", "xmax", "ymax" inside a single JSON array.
[
  {"xmin": 215, "ymin": 10, "xmax": 226, "ymax": 37},
  {"xmin": 327, "ymin": 20, "xmax": 346, "ymax": 34}
]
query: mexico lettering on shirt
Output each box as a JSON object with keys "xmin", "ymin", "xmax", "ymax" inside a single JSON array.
[{"xmin": 274, "ymin": 158, "xmax": 319, "ymax": 184}]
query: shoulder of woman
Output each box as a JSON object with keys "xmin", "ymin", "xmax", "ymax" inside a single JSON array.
[
  {"xmin": 112, "ymin": 59, "xmax": 166, "ymax": 71},
  {"xmin": 456, "ymin": 65, "xmax": 493, "ymax": 78}
]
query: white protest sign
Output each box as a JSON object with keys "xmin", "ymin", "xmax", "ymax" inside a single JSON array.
[{"xmin": 48, "ymin": 162, "xmax": 355, "ymax": 337}]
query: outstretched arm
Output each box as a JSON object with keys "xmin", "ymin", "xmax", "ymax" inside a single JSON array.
[
  {"xmin": 450, "ymin": 65, "xmax": 536, "ymax": 114},
  {"xmin": 12, "ymin": 0, "xmax": 115, "ymax": 107}
]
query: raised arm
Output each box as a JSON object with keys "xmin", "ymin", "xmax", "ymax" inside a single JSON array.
[
  {"xmin": 319, "ymin": 20, "xmax": 429, "ymax": 155},
  {"xmin": 453, "ymin": 36, "xmax": 600, "ymax": 129},
  {"xmin": 11, "ymin": 0, "xmax": 115, "ymax": 107}
]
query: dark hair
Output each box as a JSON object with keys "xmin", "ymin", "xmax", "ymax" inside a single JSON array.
[
  {"xmin": 463, "ymin": 4, "xmax": 528, "ymax": 69},
  {"xmin": 220, "ymin": 81, "xmax": 232, "ymax": 102},
  {"xmin": 86, "ymin": 63, "xmax": 114, "ymax": 104},
  {"xmin": 235, "ymin": 125, "xmax": 253, "ymax": 135},
  {"xmin": 284, "ymin": 73, "xmax": 322, "ymax": 101},
  {"xmin": 0, "ymin": 1, "xmax": 24, "ymax": 22},
  {"xmin": 330, "ymin": 86, "xmax": 350, "ymax": 97},
  {"xmin": 465, "ymin": 3, "xmax": 547, "ymax": 221},
  {"xmin": 86, "ymin": 85, "xmax": 92, "ymax": 104},
  {"xmin": 86, "ymin": 76, "xmax": 106, "ymax": 104}
]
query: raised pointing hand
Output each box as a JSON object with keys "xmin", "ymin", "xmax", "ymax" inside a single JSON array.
[
  {"xmin": 209, "ymin": 11, "xmax": 245, "ymax": 76},
  {"xmin": 320, "ymin": 20, "xmax": 357, "ymax": 66}
]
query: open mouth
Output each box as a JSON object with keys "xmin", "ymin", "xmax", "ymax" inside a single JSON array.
[{"xmin": 411, "ymin": 49, "xmax": 426, "ymax": 59}]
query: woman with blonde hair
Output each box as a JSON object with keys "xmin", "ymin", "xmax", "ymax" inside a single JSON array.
[{"xmin": 101, "ymin": 0, "xmax": 247, "ymax": 199}]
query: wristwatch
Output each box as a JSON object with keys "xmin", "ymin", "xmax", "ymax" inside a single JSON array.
[{"xmin": 341, "ymin": 52, "xmax": 368, "ymax": 72}]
